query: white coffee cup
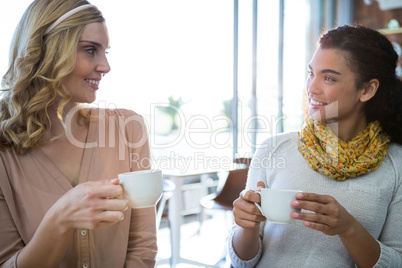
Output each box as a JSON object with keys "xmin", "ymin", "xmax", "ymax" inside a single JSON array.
[
  {"xmin": 254, "ymin": 188, "xmax": 302, "ymax": 224},
  {"xmin": 118, "ymin": 169, "xmax": 163, "ymax": 209}
]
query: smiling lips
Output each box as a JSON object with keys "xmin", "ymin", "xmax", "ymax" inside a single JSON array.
[
  {"xmin": 85, "ymin": 78, "xmax": 100, "ymax": 86},
  {"xmin": 310, "ymin": 99, "xmax": 327, "ymax": 106},
  {"xmin": 309, "ymin": 98, "xmax": 328, "ymax": 110}
]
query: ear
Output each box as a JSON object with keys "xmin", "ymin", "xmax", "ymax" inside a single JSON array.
[{"xmin": 360, "ymin": 79, "xmax": 379, "ymax": 102}]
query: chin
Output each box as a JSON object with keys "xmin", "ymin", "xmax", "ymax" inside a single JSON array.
[
  {"xmin": 309, "ymin": 102, "xmax": 339, "ymax": 122},
  {"xmin": 84, "ymin": 95, "xmax": 97, "ymax": 104},
  {"xmin": 309, "ymin": 108, "xmax": 324, "ymax": 121}
]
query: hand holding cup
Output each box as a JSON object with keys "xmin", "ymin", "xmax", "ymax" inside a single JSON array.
[
  {"xmin": 118, "ymin": 169, "xmax": 163, "ymax": 209},
  {"xmin": 254, "ymin": 188, "xmax": 302, "ymax": 224}
]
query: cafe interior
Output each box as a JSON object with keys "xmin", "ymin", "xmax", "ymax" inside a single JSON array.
[{"xmin": 0, "ymin": 0, "xmax": 402, "ymax": 267}]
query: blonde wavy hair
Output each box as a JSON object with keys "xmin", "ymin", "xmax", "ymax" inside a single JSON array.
[{"xmin": 0, "ymin": 0, "xmax": 104, "ymax": 154}]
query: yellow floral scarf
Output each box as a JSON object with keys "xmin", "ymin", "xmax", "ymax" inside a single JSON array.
[{"xmin": 298, "ymin": 119, "xmax": 390, "ymax": 181}]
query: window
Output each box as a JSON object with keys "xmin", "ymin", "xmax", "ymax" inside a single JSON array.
[{"xmin": 0, "ymin": 0, "xmax": 310, "ymax": 168}]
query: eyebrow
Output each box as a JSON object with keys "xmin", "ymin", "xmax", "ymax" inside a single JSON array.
[
  {"xmin": 308, "ymin": 64, "xmax": 341, "ymax": 75},
  {"xmin": 78, "ymin": 40, "xmax": 110, "ymax": 50}
]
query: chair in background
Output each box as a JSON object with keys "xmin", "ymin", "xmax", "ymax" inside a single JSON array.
[
  {"xmin": 233, "ymin": 157, "xmax": 252, "ymax": 167},
  {"xmin": 156, "ymin": 179, "xmax": 176, "ymax": 266},
  {"xmin": 200, "ymin": 157, "xmax": 251, "ymax": 213},
  {"xmin": 198, "ymin": 158, "xmax": 251, "ymax": 266},
  {"xmin": 156, "ymin": 178, "xmax": 176, "ymax": 229}
]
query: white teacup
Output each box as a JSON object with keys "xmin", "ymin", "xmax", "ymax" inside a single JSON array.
[
  {"xmin": 254, "ymin": 188, "xmax": 302, "ymax": 224},
  {"xmin": 118, "ymin": 169, "xmax": 163, "ymax": 209}
]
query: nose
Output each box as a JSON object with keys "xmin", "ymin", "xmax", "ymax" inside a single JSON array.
[
  {"xmin": 306, "ymin": 76, "xmax": 320, "ymax": 97},
  {"xmin": 96, "ymin": 54, "xmax": 111, "ymax": 76}
]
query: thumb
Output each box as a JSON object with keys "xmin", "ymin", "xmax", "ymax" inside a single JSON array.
[
  {"xmin": 257, "ymin": 180, "xmax": 266, "ymax": 191},
  {"xmin": 95, "ymin": 178, "xmax": 120, "ymax": 185},
  {"xmin": 109, "ymin": 178, "xmax": 120, "ymax": 185}
]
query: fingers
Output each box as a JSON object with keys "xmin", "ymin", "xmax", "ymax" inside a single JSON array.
[
  {"xmin": 256, "ymin": 181, "xmax": 266, "ymax": 190},
  {"xmin": 233, "ymin": 193, "xmax": 266, "ymax": 229},
  {"xmin": 83, "ymin": 183, "xmax": 124, "ymax": 199},
  {"xmin": 100, "ymin": 184, "xmax": 124, "ymax": 199},
  {"xmin": 295, "ymin": 192, "xmax": 334, "ymax": 204},
  {"xmin": 102, "ymin": 198, "xmax": 128, "ymax": 212},
  {"xmin": 293, "ymin": 193, "xmax": 337, "ymax": 214},
  {"xmin": 78, "ymin": 198, "xmax": 128, "ymax": 229},
  {"xmin": 290, "ymin": 210, "xmax": 338, "ymax": 236},
  {"xmin": 94, "ymin": 178, "xmax": 120, "ymax": 185},
  {"xmin": 291, "ymin": 193, "xmax": 352, "ymax": 236},
  {"xmin": 79, "ymin": 210, "xmax": 126, "ymax": 230},
  {"xmin": 242, "ymin": 189, "xmax": 261, "ymax": 203},
  {"xmin": 78, "ymin": 179, "xmax": 124, "ymax": 199},
  {"xmin": 109, "ymin": 178, "xmax": 120, "ymax": 185},
  {"xmin": 68, "ymin": 182, "xmax": 128, "ymax": 229},
  {"xmin": 291, "ymin": 210, "xmax": 329, "ymax": 225},
  {"xmin": 233, "ymin": 205, "xmax": 266, "ymax": 228},
  {"xmin": 234, "ymin": 211, "xmax": 266, "ymax": 228},
  {"xmin": 99, "ymin": 210, "xmax": 126, "ymax": 223}
]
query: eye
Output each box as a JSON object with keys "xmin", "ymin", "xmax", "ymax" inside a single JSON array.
[
  {"xmin": 307, "ymin": 69, "xmax": 314, "ymax": 77},
  {"xmin": 85, "ymin": 47, "xmax": 97, "ymax": 55},
  {"xmin": 324, "ymin": 76, "xmax": 335, "ymax": 82}
]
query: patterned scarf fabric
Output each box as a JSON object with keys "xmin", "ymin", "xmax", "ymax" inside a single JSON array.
[{"xmin": 298, "ymin": 118, "xmax": 390, "ymax": 181}]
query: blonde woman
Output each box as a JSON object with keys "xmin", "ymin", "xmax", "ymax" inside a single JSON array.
[
  {"xmin": 0, "ymin": 0, "xmax": 156, "ymax": 267},
  {"xmin": 229, "ymin": 25, "xmax": 402, "ymax": 267}
]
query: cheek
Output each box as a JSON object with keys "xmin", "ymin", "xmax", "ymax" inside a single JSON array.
[
  {"xmin": 322, "ymin": 86, "xmax": 343, "ymax": 102},
  {"xmin": 72, "ymin": 56, "xmax": 93, "ymax": 77},
  {"xmin": 62, "ymin": 75, "xmax": 73, "ymax": 90},
  {"xmin": 71, "ymin": 64, "xmax": 90, "ymax": 78},
  {"xmin": 305, "ymin": 78, "xmax": 313, "ymax": 92}
]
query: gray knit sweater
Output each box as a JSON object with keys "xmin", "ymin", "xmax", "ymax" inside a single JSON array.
[{"xmin": 228, "ymin": 132, "xmax": 402, "ymax": 268}]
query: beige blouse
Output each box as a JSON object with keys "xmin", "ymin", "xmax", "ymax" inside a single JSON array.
[{"xmin": 0, "ymin": 109, "xmax": 157, "ymax": 268}]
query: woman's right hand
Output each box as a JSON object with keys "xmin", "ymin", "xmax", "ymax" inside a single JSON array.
[
  {"xmin": 49, "ymin": 178, "xmax": 128, "ymax": 232},
  {"xmin": 233, "ymin": 181, "xmax": 266, "ymax": 229}
]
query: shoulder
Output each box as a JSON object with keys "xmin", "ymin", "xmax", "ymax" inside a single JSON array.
[
  {"xmin": 387, "ymin": 143, "xmax": 402, "ymax": 170},
  {"xmin": 388, "ymin": 143, "xmax": 402, "ymax": 159},
  {"xmin": 90, "ymin": 108, "xmax": 143, "ymax": 119},
  {"xmin": 90, "ymin": 108, "xmax": 147, "ymax": 126},
  {"xmin": 88, "ymin": 108, "xmax": 148, "ymax": 136},
  {"xmin": 387, "ymin": 143, "xmax": 402, "ymax": 180}
]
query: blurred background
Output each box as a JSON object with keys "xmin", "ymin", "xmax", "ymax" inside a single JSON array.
[{"xmin": 1, "ymin": 0, "xmax": 401, "ymax": 163}]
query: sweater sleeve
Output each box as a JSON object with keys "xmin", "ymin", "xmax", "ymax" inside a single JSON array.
[
  {"xmin": 125, "ymin": 207, "xmax": 157, "ymax": 267},
  {"xmin": 227, "ymin": 137, "xmax": 274, "ymax": 268},
  {"xmin": 0, "ymin": 156, "xmax": 24, "ymax": 268},
  {"xmin": 373, "ymin": 149, "xmax": 402, "ymax": 267},
  {"xmin": 228, "ymin": 225, "xmax": 263, "ymax": 268},
  {"xmin": 116, "ymin": 109, "xmax": 157, "ymax": 267},
  {"xmin": 0, "ymin": 187, "xmax": 21, "ymax": 268}
]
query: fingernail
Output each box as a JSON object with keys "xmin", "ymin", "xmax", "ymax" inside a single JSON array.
[
  {"xmin": 296, "ymin": 193, "xmax": 304, "ymax": 198},
  {"xmin": 121, "ymin": 214, "xmax": 125, "ymax": 221},
  {"xmin": 293, "ymin": 201, "xmax": 300, "ymax": 206},
  {"xmin": 304, "ymin": 221, "xmax": 311, "ymax": 226},
  {"xmin": 293, "ymin": 212, "xmax": 300, "ymax": 218}
]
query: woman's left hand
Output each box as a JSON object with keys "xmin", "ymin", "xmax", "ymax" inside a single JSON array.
[{"xmin": 290, "ymin": 193, "xmax": 354, "ymax": 236}]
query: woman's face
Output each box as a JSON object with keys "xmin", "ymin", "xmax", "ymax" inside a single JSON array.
[
  {"xmin": 63, "ymin": 22, "xmax": 111, "ymax": 104},
  {"xmin": 306, "ymin": 47, "xmax": 367, "ymax": 127}
]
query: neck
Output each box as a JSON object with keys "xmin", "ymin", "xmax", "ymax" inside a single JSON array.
[{"xmin": 327, "ymin": 116, "xmax": 368, "ymax": 142}]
